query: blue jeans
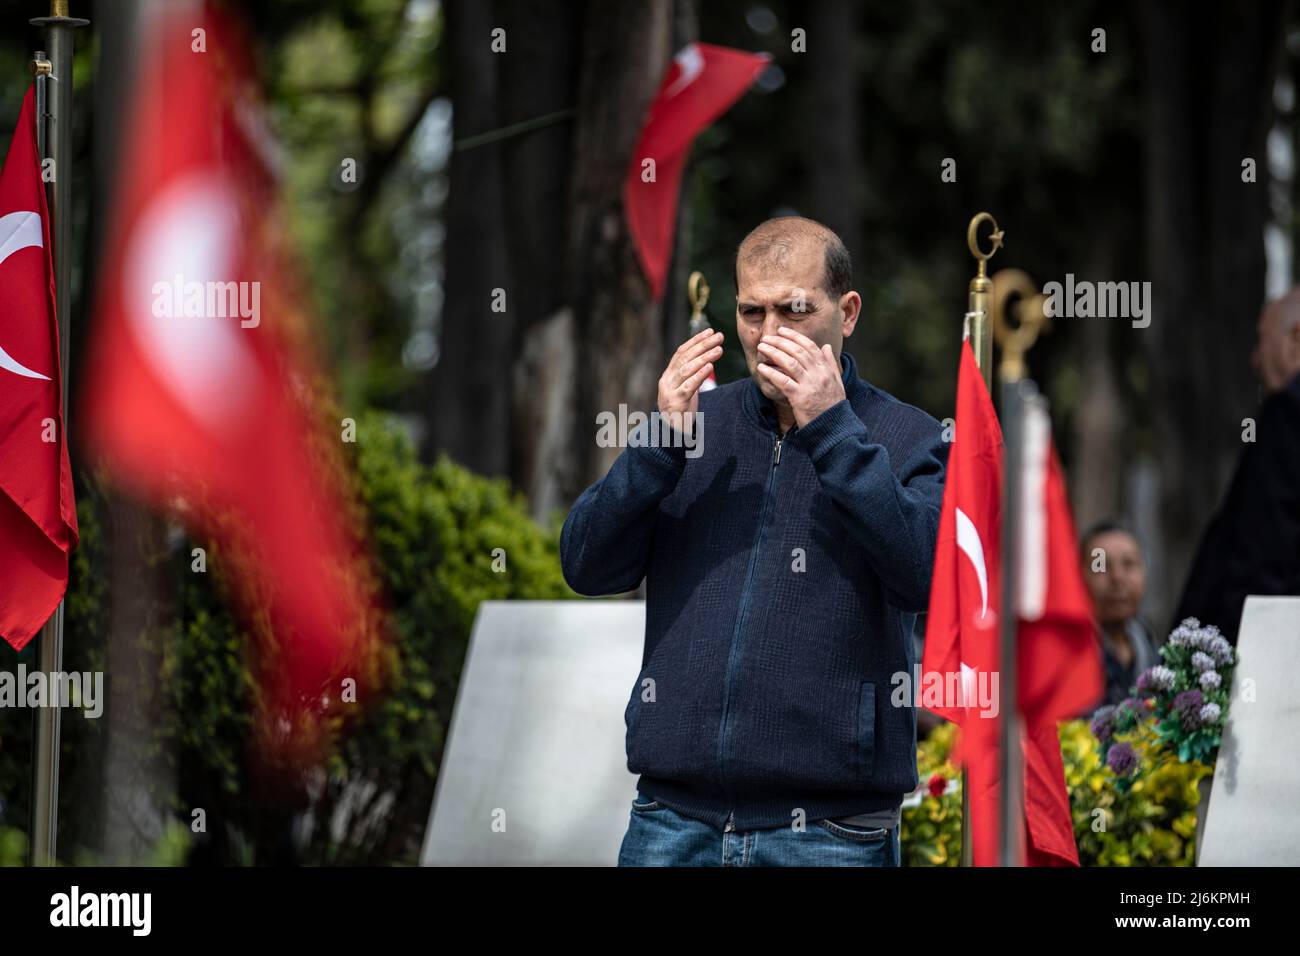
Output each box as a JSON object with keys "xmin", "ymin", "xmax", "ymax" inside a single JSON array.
[{"xmin": 616, "ymin": 791, "xmax": 901, "ymax": 867}]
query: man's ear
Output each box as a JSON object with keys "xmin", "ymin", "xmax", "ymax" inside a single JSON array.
[{"xmin": 840, "ymin": 291, "xmax": 862, "ymax": 339}]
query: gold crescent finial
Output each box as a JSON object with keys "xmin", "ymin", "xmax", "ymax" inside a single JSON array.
[
  {"xmin": 967, "ymin": 212, "xmax": 1005, "ymax": 273},
  {"xmin": 965, "ymin": 212, "xmax": 1003, "ymax": 387},
  {"xmin": 990, "ymin": 268, "xmax": 1050, "ymax": 381},
  {"xmin": 688, "ymin": 271, "xmax": 709, "ymax": 321}
]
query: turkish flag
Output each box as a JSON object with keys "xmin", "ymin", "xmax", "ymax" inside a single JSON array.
[
  {"xmin": 922, "ymin": 339, "xmax": 1101, "ymax": 865},
  {"xmin": 625, "ymin": 43, "xmax": 769, "ymax": 300},
  {"xmin": 82, "ymin": 5, "xmax": 381, "ymax": 760},
  {"xmin": 1014, "ymin": 396, "xmax": 1104, "ymax": 865},
  {"xmin": 922, "ymin": 340, "xmax": 1004, "ymax": 864},
  {"xmin": 0, "ymin": 86, "xmax": 78, "ymax": 652}
]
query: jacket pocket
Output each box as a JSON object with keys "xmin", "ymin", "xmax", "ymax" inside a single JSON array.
[{"xmin": 857, "ymin": 680, "xmax": 877, "ymax": 780}]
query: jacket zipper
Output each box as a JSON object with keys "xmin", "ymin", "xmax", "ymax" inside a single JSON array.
[{"xmin": 715, "ymin": 429, "xmax": 784, "ymax": 813}]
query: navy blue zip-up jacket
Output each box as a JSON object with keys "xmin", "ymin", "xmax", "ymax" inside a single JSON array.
[{"xmin": 560, "ymin": 350, "xmax": 948, "ymax": 830}]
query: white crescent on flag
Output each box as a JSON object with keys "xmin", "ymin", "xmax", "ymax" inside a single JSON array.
[
  {"xmin": 665, "ymin": 43, "xmax": 704, "ymax": 97},
  {"xmin": 123, "ymin": 172, "xmax": 257, "ymax": 431},
  {"xmin": 0, "ymin": 210, "xmax": 52, "ymax": 381},
  {"xmin": 954, "ymin": 505, "xmax": 989, "ymax": 621}
]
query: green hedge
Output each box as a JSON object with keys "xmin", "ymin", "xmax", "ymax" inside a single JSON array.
[{"xmin": 0, "ymin": 411, "xmax": 574, "ymax": 865}]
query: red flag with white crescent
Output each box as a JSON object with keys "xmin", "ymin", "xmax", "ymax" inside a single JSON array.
[
  {"xmin": 922, "ymin": 340, "xmax": 1003, "ymax": 863},
  {"xmin": 82, "ymin": 3, "xmax": 381, "ymax": 761},
  {"xmin": 923, "ymin": 339, "xmax": 1100, "ymax": 865},
  {"xmin": 625, "ymin": 43, "xmax": 769, "ymax": 300},
  {"xmin": 0, "ymin": 85, "xmax": 78, "ymax": 651}
]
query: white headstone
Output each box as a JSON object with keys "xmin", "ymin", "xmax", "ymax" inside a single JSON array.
[
  {"xmin": 420, "ymin": 600, "xmax": 644, "ymax": 865},
  {"xmin": 1199, "ymin": 596, "xmax": 1300, "ymax": 865}
]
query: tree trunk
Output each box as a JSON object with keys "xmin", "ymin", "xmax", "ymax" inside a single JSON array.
[
  {"xmin": 497, "ymin": 0, "xmax": 582, "ymax": 518},
  {"xmin": 803, "ymin": 0, "xmax": 864, "ymax": 365},
  {"xmin": 431, "ymin": 0, "xmax": 683, "ymax": 522},
  {"xmin": 422, "ymin": 0, "xmax": 513, "ymax": 478},
  {"xmin": 1139, "ymin": 0, "xmax": 1285, "ymax": 630},
  {"xmin": 1070, "ymin": 247, "xmax": 1125, "ymax": 533},
  {"xmin": 563, "ymin": 0, "xmax": 676, "ymax": 498}
]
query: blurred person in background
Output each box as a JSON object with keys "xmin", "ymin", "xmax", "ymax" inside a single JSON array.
[
  {"xmin": 1174, "ymin": 288, "xmax": 1300, "ymax": 643},
  {"xmin": 1080, "ymin": 520, "xmax": 1158, "ymax": 713}
]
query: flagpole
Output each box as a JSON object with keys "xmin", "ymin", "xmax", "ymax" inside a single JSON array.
[
  {"xmin": 965, "ymin": 213, "xmax": 1002, "ymax": 393},
  {"xmin": 28, "ymin": 0, "xmax": 89, "ymax": 868},
  {"xmin": 958, "ymin": 213, "xmax": 1002, "ymax": 866},
  {"xmin": 990, "ymin": 268, "xmax": 1048, "ymax": 867}
]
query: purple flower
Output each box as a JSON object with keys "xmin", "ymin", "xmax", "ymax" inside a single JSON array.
[
  {"xmin": 1138, "ymin": 666, "xmax": 1175, "ymax": 693},
  {"xmin": 1192, "ymin": 651, "xmax": 1215, "ymax": 672},
  {"xmin": 1174, "ymin": 689, "xmax": 1205, "ymax": 730},
  {"xmin": 1199, "ymin": 702, "xmax": 1222, "ymax": 725},
  {"xmin": 1199, "ymin": 671, "xmax": 1222, "ymax": 691},
  {"xmin": 1091, "ymin": 705, "xmax": 1117, "ymax": 742},
  {"xmin": 1107, "ymin": 742, "xmax": 1139, "ymax": 777},
  {"xmin": 1210, "ymin": 636, "xmax": 1234, "ymax": 667},
  {"xmin": 1121, "ymin": 696, "xmax": 1151, "ymax": 715}
]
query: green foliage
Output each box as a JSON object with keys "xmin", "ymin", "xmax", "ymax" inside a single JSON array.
[
  {"xmin": 902, "ymin": 718, "xmax": 1210, "ymax": 867},
  {"xmin": 263, "ymin": 0, "xmax": 444, "ymax": 411},
  {"xmin": 901, "ymin": 721, "xmax": 962, "ymax": 866},
  {"xmin": 0, "ymin": 826, "xmax": 26, "ymax": 867},
  {"xmin": 1061, "ymin": 719, "xmax": 1208, "ymax": 867},
  {"xmin": 310, "ymin": 412, "xmax": 574, "ymax": 863},
  {"xmin": 0, "ymin": 411, "xmax": 573, "ymax": 866}
]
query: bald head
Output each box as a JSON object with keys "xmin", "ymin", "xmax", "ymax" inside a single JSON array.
[
  {"xmin": 1253, "ymin": 286, "xmax": 1300, "ymax": 393},
  {"xmin": 731, "ymin": 216, "xmax": 863, "ymax": 407},
  {"xmin": 733, "ymin": 216, "xmax": 853, "ymax": 300}
]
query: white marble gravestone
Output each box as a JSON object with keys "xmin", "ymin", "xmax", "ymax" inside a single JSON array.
[
  {"xmin": 1198, "ymin": 596, "xmax": 1300, "ymax": 866},
  {"xmin": 420, "ymin": 600, "xmax": 644, "ymax": 866}
]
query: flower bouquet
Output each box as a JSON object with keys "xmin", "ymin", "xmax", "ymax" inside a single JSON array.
[{"xmin": 1091, "ymin": 618, "xmax": 1235, "ymax": 791}]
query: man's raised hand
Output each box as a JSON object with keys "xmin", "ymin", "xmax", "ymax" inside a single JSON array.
[
  {"xmin": 755, "ymin": 326, "xmax": 846, "ymax": 428},
  {"xmin": 658, "ymin": 329, "xmax": 723, "ymax": 435}
]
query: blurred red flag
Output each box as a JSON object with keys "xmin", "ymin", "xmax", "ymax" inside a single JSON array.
[
  {"xmin": 82, "ymin": 5, "xmax": 380, "ymax": 758},
  {"xmin": 923, "ymin": 340, "xmax": 1101, "ymax": 865},
  {"xmin": 1015, "ymin": 400, "xmax": 1105, "ymax": 726},
  {"xmin": 0, "ymin": 86, "xmax": 78, "ymax": 651},
  {"xmin": 1014, "ymin": 396, "xmax": 1104, "ymax": 865},
  {"xmin": 625, "ymin": 43, "xmax": 769, "ymax": 300}
]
